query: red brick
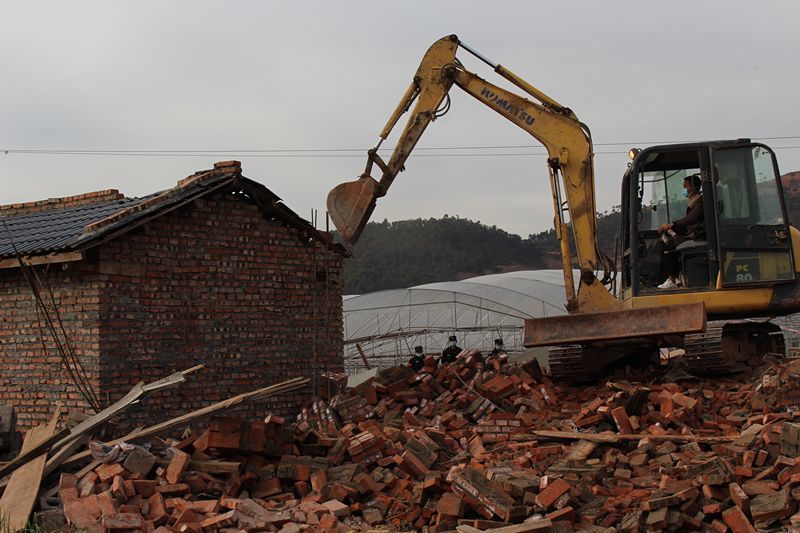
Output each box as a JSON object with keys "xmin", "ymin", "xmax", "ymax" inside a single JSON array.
[
  {"xmin": 64, "ymin": 495, "xmax": 102, "ymax": 529},
  {"xmin": 322, "ymin": 499, "xmax": 351, "ymax": 518},
  {"xmin": 535, "ymin": 478, "xmax": 570, "ymax": 510},
  {"xmin": 547, "ymin": 506, "xmax": 575, "ymax": 522},
  {"xmin": 102, "ymin": 513, "xmax": 145, "ymax": 531},
  {"xmin": 721, "ymin": 506, "xmax": 756, "ymax": 533},
  {"xmin": 610, "ymin": 406, "xmax": 633, "ymax": 434},
  {"xmin": 174, "ymin": 508, "xmax": 200, "ymax": 527},
  {"xmin": 147, "ymin": 493, "xmax": 168, "ymax": 526},
  {"xmin": 77, "ymin": 472, "xmax": 98, "ymax": 498},
  {"xmin": 199, "ymin": 510, "xmax": 237, "ymax": 530},
  {"xmin": 184, "ymin": 500, "xmax": 220, "ymax": 514},
  {"xmin": 672, "ymin": 392, "xmax": 698, "ymax": 410},
  {"xmin": 156, "ymin": 483, "xmax": 191, "ymax": 496},
  {"xmin": 240, "ymin": 421, "xmax": 266, "ymax": 452},
  {"xmin": 111, "ymin": 475, "xmax": 126, "ymax": 501},
  {"xmin": 310, "ymin": 470, "xmax": 327, "ymax": 492},
  {"xmin": 97, "ymin": 490, "xmax": 117, "ymax": 516},
  {"xmin": 318, "ymin": 513, "xmax": 340, "ymax": 530},
  {"xmin": 132, "ymin": 479, "xmax": 159, "ymax": 498},
  {"xmin": 166, "ymin": 449, "xmax": 191, "ymax": 485},
  {"xmin": 252, "ymin": 477, "xmax": 282, "ymax": 498},
  {"xmin": 59, "ymin": 487, "xmax": 79, "ymax": 504},
  {"xmin": 219, "ymin": 495, "xmax": 240, "ymax": 510},
  {"xmin": 436, "ymin": 492, "xmax": 465, "ymax": 517},
  {"xmin": 729, "ymin": 483, "xmax": 750, "ymax": 515},
  {"xmin": 710, "ymin": 518, "xmax": 730, "ymax": 532},
  {"xmin": 59, "ymin": 473, "xmax": 78, "ymax": 490},
  {"xmin": 96, "ymin": 463, "xmax": 127, "ymax": 483}
]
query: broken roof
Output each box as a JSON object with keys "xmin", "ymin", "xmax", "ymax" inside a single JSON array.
[{"xmin": 0, "ymin": 161, "xmax": 343, "ymax": 261}]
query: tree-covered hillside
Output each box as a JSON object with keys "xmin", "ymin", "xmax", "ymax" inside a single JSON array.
[{"xmin": 342, "ymin": 216, "xmax": 560, "ymax": 294}]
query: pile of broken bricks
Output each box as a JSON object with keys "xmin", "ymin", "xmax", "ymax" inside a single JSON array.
[{"xmin": 45, "ymin": 352, "xmax": 800, "ymax": 532}]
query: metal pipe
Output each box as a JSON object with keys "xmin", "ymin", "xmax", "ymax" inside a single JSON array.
[
  {"xmin": 458, "ymin": 40, "xmax": 498, "ymax": 69},
  {"xmin": 380, "ymin": 82, "xmax": 419, "ymax": 140}
]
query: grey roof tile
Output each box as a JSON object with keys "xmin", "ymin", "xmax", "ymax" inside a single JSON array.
[{"xmin": 0, "ymin": 195, "xmax": 151, "ymax": 257}]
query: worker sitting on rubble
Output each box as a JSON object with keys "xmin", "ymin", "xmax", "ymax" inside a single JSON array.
[
  {"xmin": 656, "ymin": 174, "xmax": 705, "ymax": 289},
  {"xmin": 408, "ymin": 345, "xmax": 425, "ymax": 372},
  {"xmin": 440, "ymin": 335, "xmax": 462, "ymax": 364},
  {"xmin": 487, "ymin": 338, "xmax": 508, "ymax": 362}
]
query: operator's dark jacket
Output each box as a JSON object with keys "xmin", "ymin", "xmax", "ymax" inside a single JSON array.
[{"xmin": 672, "ymin": 196, "xmax": 705, "ymax": 241}]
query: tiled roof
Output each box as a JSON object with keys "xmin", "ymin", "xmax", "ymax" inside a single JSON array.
[
  {"xmin": 0, "ymin": 194, "xmax": 154, "ymax": 257},
  {"xmin": 0, "ymin": 161, "xmax": 342, "ymax": 261}
]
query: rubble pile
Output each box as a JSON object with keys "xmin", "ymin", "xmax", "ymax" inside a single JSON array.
[{"xmin": 50, "ymin": 353, "xmax": 800, "ymax": 532}]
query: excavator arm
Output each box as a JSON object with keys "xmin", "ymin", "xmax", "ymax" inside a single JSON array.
[
  {"xmin": 327, "ymin": 34, "xmax": 615, "ymax": 312},
  {"xmin": 327, "ymin": 35, "xmax": 705, "ymax": 349}
]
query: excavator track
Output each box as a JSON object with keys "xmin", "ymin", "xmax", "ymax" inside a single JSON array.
[
  {"xmin": 549, "ymin": 321, "xmax": 786, "ymax": 382},
  {"xmin": 684, "ymin": 320, "xmax": 785, "ymax": 376},
  {"xmin": 548, "ymin": 345, "xmax": 594, "ymax": 383},
  {"xmin": 683, "ymin": 324, "xmax": 727, "ymax": 375}
]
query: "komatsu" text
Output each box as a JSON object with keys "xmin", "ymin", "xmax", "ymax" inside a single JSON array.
[{"xmin": 480, "ymin": 87, "xmax": 534, "ymax": 125}]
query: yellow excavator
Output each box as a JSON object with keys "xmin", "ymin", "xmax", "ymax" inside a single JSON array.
[{"xmin": 327, "ymin": 35, "xmax": 800, "ymax": 381}]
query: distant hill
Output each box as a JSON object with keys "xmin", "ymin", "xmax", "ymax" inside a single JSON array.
[
  {"xmin": 781, "ymin": 171, "xmax": 800, "ymax": 225},
  {"xmin": 342, "ymin": 217, "xmax": 559, "ymax": 294},
  {"xmin": 342, "ymin": 172, "xmax": 797, "ymax": 294}
]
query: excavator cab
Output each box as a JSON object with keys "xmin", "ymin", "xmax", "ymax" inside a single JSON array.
[{"xmin": 621, "ymin": 139, "xmax": 795, "ymax": 302}]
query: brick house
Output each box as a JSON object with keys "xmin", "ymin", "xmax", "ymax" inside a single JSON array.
[{"xmin": 0, "ymin": 161, "xmax": 344, "ymax": 429}]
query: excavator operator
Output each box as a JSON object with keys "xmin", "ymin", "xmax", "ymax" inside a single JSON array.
[{"xmin": 656, "ymin": 174, "xmax": 705, "ymax": 288}]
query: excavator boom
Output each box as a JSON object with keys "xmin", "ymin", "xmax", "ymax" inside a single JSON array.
[{"xmin": 327, "ymin": 35, "xmax": 706, "ymax": 355}]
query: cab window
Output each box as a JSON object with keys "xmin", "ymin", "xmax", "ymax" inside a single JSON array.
[
  {"xmin": 715, "ymin": 146, "xmax": 784, "ymax": 225},
  {"xmin": 639, "ymin": 168, "xmax": 700, "ymax": 231},
  {"xmin": 713, "ymin": 145, "xmax": 794, "ymax": 285}
]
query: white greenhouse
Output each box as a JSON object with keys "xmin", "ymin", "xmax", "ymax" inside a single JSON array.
[
  {"xmin": 342, "ymin": 269, "xmax": 800, "ymax": 374},
  {"xmin": 342, "ymin": 270, "xmax": 577, "ymax": 373}
]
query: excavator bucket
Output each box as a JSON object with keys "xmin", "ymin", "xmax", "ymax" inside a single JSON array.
[
  {"xmin": 326, "ymin": 176, "xmax": 382, "ymax": 244},
  {"xmin": 524, "ymin": 302, "xmax": 706, "ymax": 347}
]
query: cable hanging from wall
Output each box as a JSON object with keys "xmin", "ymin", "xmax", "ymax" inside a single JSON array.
[{"xmin": 1, "ymin": 222, "xmax": 102, "ymax": 412}]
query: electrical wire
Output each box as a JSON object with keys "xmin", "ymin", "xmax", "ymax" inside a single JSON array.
[
  {"xmin": 2, "ymin": 136, "xmax": 800, "ymax": 158},
  {"xmin": 2, "ymin": 148, "xmax": 800, "ymax": 159}
]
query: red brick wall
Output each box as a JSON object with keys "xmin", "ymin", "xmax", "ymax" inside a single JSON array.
[
  {"xmin": 0, "ymin": 263, "xmax": 102, "ymax": 428},
  {"xmin": 0, "ymin": 187, "xmax": 343, "ymax": 429}
]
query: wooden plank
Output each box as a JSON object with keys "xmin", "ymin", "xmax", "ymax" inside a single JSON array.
[
  {"xmin": 0, "ymin": 251, "xmax": 83, "ymax": 270},
  {"xmin": 355, "ymin": 343, "xmax": 371, "ymax": 370},
  {"xmin": 42, "ymin": 365, "xmax": 203, "ymax": 477},
  {"xmin": 0, "ymin": 426, "xmax": 69, "ymax": 481},
  {"xmin": 0, "ymin": 404, "xmax": 61, "ymax": 531},
  {"xmin": 155, "ymin": 458, "xmax": 241, "ymax": 474},
  {"xmin": 533, "ymin": 429, "xmax": 737, "ymax": 444},
  {"xmin": 60, "ymin": 376, "xmax": 310, "ymax": 468},
  {"xmin": 74, "ymin": 459, "xmax": 101, "ymax": 480},
  {"xmin": 565, "ymin": 439, "xmax": 598, "ymax": 464}
]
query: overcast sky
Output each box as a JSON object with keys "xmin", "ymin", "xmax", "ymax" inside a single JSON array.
[{"xmin": 2, "ymin": 1, "xmax": 799, "ymax": 237}]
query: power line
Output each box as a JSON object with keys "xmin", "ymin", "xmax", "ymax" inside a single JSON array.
[
  {"xmin": 2, "ymin": 136, "xmax": 800, "ymax": 158},
  {"xmin": 2, "ymin": 148, "xmax": 799, "ymax": 159}
]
